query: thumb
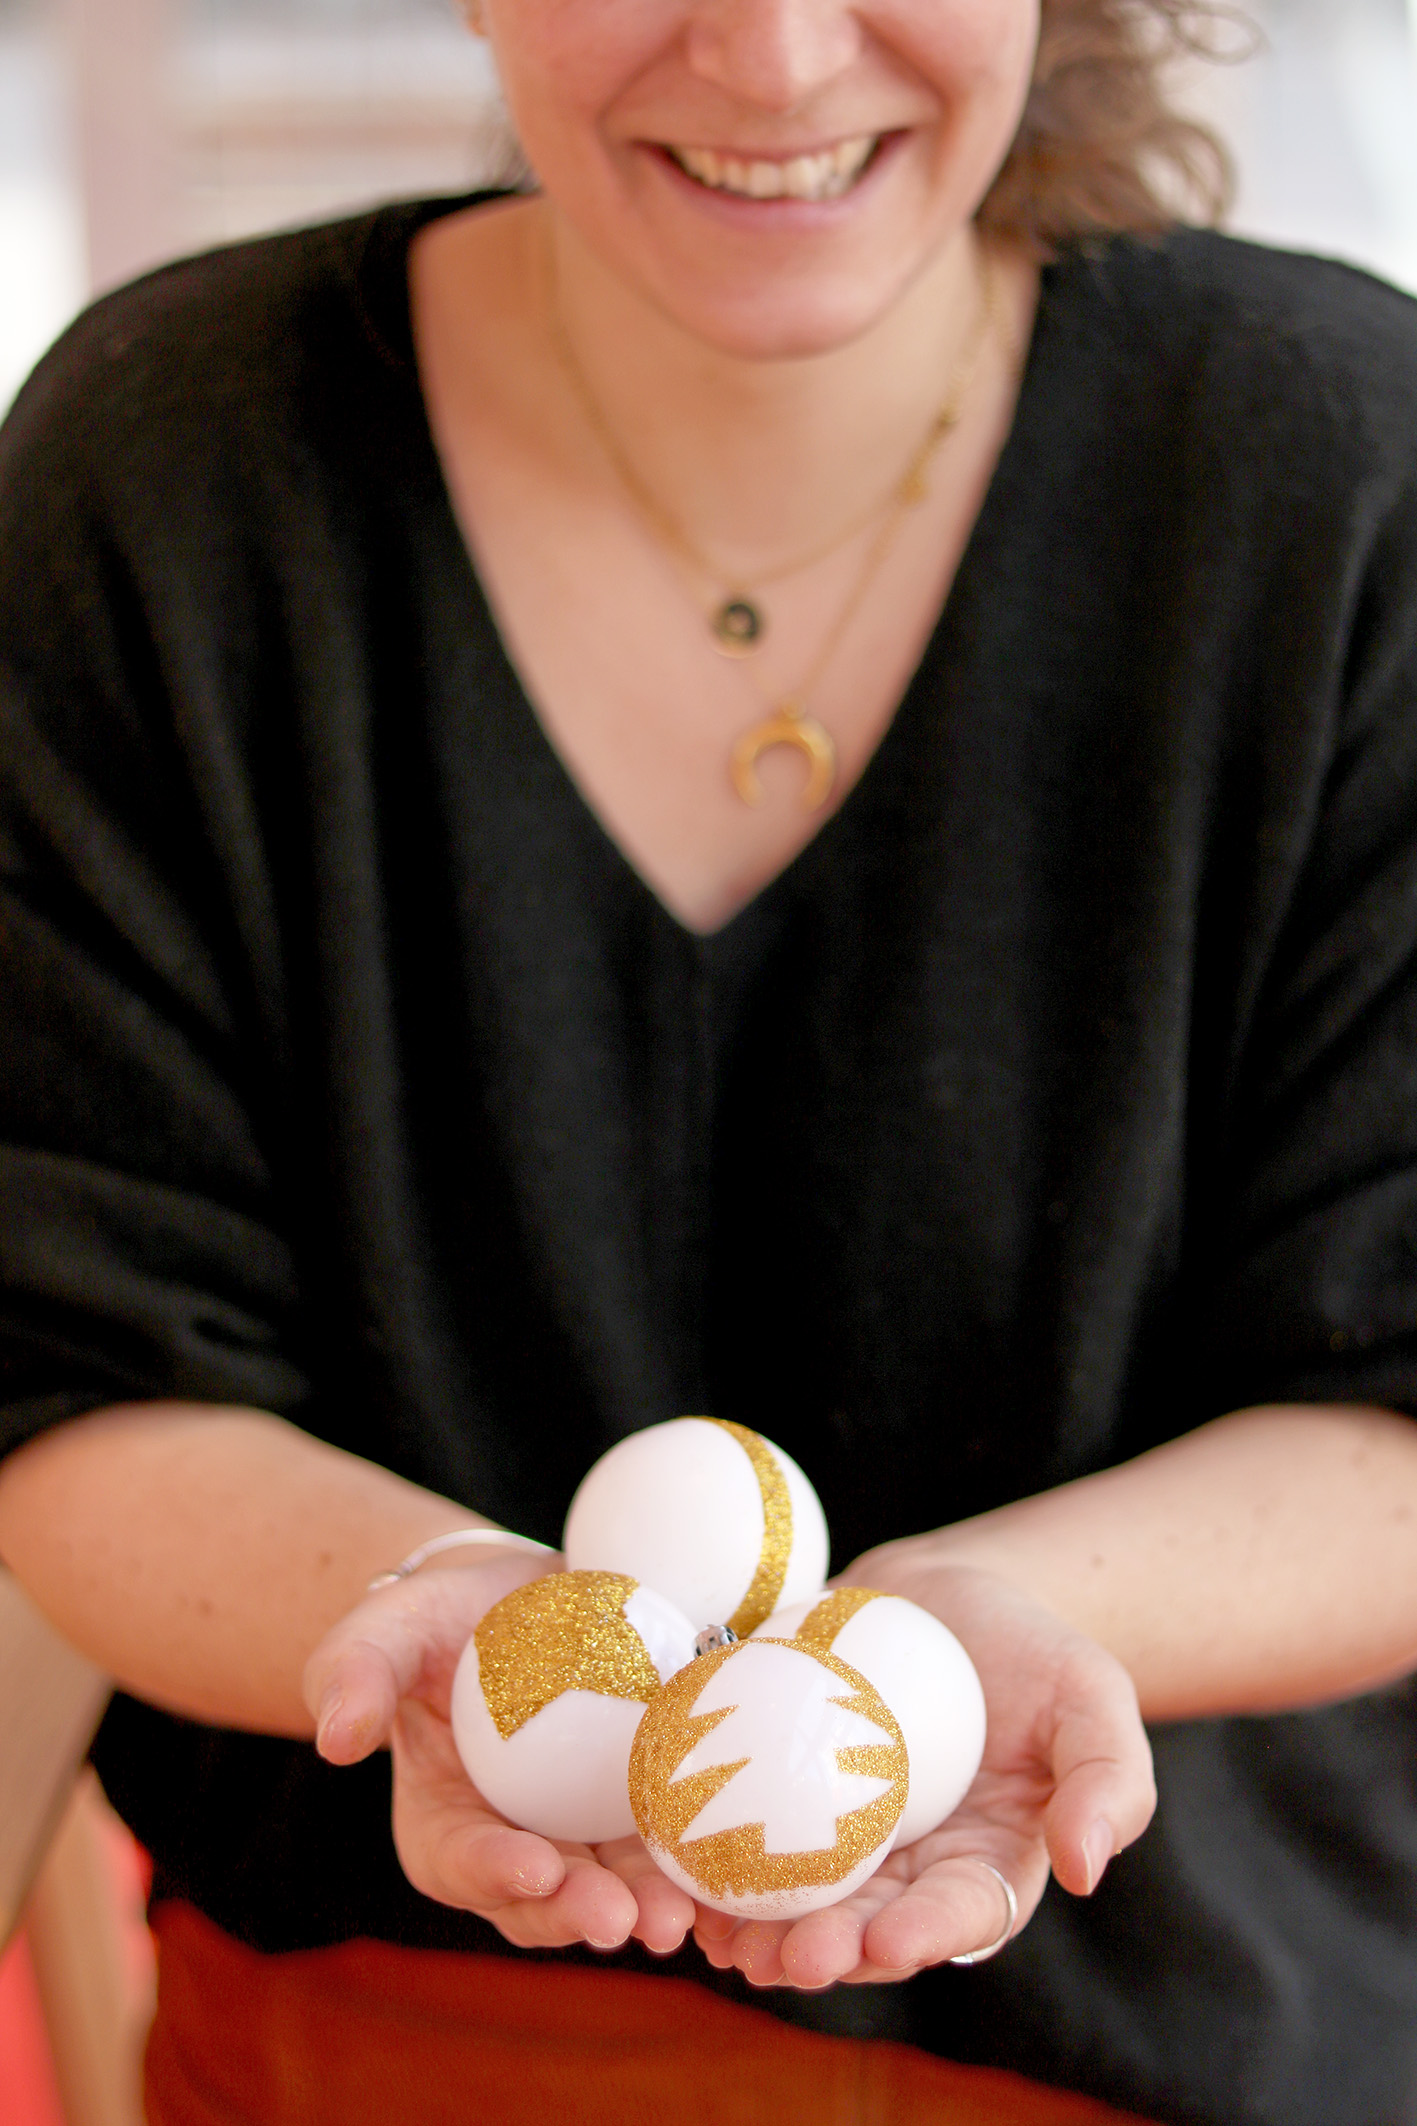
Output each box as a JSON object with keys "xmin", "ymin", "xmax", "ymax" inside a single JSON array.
[
  {"xmin": 302, "ymin": 1549, "xmax": 554, "ymax": 1762},
  {"xmin": 304, "ymin": 1628, "xmax": 407, "ymax": 1763},
  {"xmin": 1043, "ymin": 1650, "xmax": 1156, "ymax": 1896}
]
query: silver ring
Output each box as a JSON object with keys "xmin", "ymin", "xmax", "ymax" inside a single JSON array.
[{"xmin": 948, "ymin": 1862, "xmax": 1018, "ymax": 1967}]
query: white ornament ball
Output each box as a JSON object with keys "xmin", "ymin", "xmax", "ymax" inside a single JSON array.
[
  {"xmin": 563, "ymin": 1417, "xmax": 829, "ymax": 1635},
  {"xmin": 629, "ymin": 1636, "xmax": 907, "ymax": 1920},
  {"xmin": 754, "ymin": 1589, "xmax": 986, "ymax": 1849},
  {"xmin": 451, "ymin": 1569, "xmax": 696, "ymax": 1844}
]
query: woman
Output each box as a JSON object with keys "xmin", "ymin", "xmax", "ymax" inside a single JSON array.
[{"xmin": 2, "ymin": 0, "xmax": 1417, "ymax": 2120}]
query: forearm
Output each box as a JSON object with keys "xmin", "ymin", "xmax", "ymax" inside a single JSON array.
[
  {"xmin": 851, "ymin": 1404, "xmax": 1417, "ymax": 1721},
  {"xmin": 0, "ymin": 1403, "xmax": 498, "ymax": 1735}
]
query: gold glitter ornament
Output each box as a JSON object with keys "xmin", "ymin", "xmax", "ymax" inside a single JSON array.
[
  {"xmin": 450, "ymin": 1570, "xmax": 697, "ymax": 1843},
  {"xmin": 630, "ymin": 1637, "xmax": 908, "ymax": 1919},
  {"xmin": 754, "ymin": 1590, "xmax": 987, "ymax": 1849},
  {"xmin": 562, "ymin": 1417, "xmax": 829, "ymax": 1634}
]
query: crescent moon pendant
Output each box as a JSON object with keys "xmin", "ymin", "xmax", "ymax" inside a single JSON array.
[{"xmin": 730, "ymin": 711, "xmax": 837, "ymax": 812}]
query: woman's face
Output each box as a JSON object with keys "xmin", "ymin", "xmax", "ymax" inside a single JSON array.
[{"xmin": 480, "ymin": 0, "xmax": 1041, "ymax": 358}]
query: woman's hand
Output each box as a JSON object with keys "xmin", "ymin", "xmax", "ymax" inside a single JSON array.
[
  {"xmin": 683, "ymin": 1564, "xmax": 1156, "ymax": 1990},
  {"xmin": 304, "ymin": 1551, "xmax": 698, "ymax": 1958}
]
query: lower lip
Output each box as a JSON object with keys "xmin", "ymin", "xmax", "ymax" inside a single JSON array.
[{"xmin": 641, "ymin": 133, "xmax": 907, "ymax": 231}]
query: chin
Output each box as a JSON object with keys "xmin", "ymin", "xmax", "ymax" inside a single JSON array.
[
  {"xmin": 659, "ymin": 287, "xmax": 911, "ymax": 363},
  {"xmin": 627, "ymin": 236, "xmax": 937, "ymax": 362}
]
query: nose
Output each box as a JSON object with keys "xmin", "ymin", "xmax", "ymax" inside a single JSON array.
[{"xmin": 684, "ymin": 0, "xmax": 864, "ymax": 114}]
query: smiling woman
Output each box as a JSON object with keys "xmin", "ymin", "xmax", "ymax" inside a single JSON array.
[{"xmin": 3, "ymin": 1, "xmax": 1417, "ymax": 2124}]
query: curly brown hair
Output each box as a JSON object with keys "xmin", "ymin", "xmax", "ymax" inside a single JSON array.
[{"xmin": 981, "ymin": 0, "xmax": 1242, "ymax": 253}]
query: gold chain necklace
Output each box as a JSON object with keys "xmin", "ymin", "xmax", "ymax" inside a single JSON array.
[
  {"xmin": 549, "ymin": 247, "xmax": 1000, "ymax": 810},
  {"xmin": 733, "ymin": 265, "xmax": 999, "ymax": 809},
  {"xmin": 549, "ymin": 332, "xmax": 933, "ymax": 656}
]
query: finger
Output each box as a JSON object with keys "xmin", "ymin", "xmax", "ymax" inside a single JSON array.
[
  {"xmin": 399, "ymin": 1767, "xmax": 641, "ymax": 1947},
  {"xmin": 308, "ymin": 1637, "xmax": 403, "ymax": 1762},
  {"xmin": 393, "ymin": 1704, "xmax": 646, "ymax": 1947},
  {"xmin": 305, "ymin": 1606, "xmax": 439, "ymax": 1758},
  {"xmin": 392, "ymin": 1699, "xmax": 568, "ymax": 1903},
  {"xmin": 837, "ymin": 1960, "xmax": 921, "ymax": 1986},
  {"xmin": 690, "ymin": 1913, "xmax": 772, "ymax": 1975},
  {"xmin": 776, "ymin": 1901, "xmax": 872, "ymax": 1989},
  {"xmin": 772, "ymin": 1847, "xmax": 929, "ymax": 1990},
  {"xmin": 594, "ymin": 1840, "xmax": 696, "ymax": 1956},
  {"xmin": 434, "ymin": 1817, "xmax": 570, "ymax": 1907},
  {"xmin": 496, "ymin": 1850, "xmax": 641, "ymax": 1952},
  {"xmin": 725, "ymin": 1921, "xmax": 793, "ymax": 1988},
  {"xmin": 1043, "ymin": 1661, "xmax": 1157, "ymax": 1896},
  {"xmin": 404, "ymin": 1784, "xmax": 569, "ymax": 1908},
  {"xmin": 693, "ymin": 1914, "xmax": 746, "ymax": 1969},
  {"xmin": 860, "ymin": 1854, "xmax": 1025, "ymax": 1972},
  {"xmin": 304, "ymin": 1549, "xmax": 554, "ymax": 1743},
  {"xmin": 693, "ymin": 1906, "xmax": 738, "ymax": 1943}
]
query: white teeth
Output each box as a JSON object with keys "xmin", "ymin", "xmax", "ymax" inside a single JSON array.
[
  {"xmin": 672, "ymin": 135, "xmax": 878, "ymax": 203},
  {"xmin": 783, "ymin": 155, "xmax": 822, "ymax": 200},
  {"xmin": 835, "ymin": 135, "xmax": 876, "ymax": 182}
]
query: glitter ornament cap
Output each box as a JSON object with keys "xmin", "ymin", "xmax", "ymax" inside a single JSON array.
[
  {"xmin": 451, "ymin": 1570, "xmax": 696, "ymax": 1844},
  {"xmin": 629, "ymin": 1636, "xmax": 907, "ymax": 1920},
  {"xmin": 563, "ymin": 1417, "xmax": 829, "ymax": 1635},
  {"xmin": 756, "ymin": 1590, "xmax": 986, "ymax": 1849}
]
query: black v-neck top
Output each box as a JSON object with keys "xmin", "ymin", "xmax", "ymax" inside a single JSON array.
[{"xmin": 4, "ymin": 196, "xmax": 1417, "ymax": 2125}]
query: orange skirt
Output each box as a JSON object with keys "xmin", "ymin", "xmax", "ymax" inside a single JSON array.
[{"xmin": 145, "ymin": 1901, "xmax": 1156, "ymax": 2126}]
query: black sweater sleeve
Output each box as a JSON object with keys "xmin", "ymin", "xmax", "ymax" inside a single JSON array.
[
  {"xmin": 0, "ymin": 256, "xmax": 315, "ymax": 1453},
  {"xmin": 1190, "ymin": 253, "xmax": 1417, "ymax": 1421}
]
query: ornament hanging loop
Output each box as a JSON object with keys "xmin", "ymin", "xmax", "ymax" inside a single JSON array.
[{"xmin": 693, "ymin": 1624, "xmax": 739, "ymax": 1658}]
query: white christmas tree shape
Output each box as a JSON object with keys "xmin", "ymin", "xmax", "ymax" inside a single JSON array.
[{"xmin": 671, "ymin": 1641, "xmax": 897, "ymax": 1854}]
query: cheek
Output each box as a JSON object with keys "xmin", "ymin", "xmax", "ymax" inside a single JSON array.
[
  {"xmin": 894, "ymin": 0, "xmax": 1041, "ymax": 126},
  {"xmin": 487, "ymin": 0, "xmax": 673, "ymax": 160},
  {"xmin": 912, "ymin": 0, "xmax": 1042, "ymax": 202}
]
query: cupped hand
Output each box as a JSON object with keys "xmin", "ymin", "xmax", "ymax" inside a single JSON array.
[
  {"xmin": 302, "ymin": 1549, "xmax": 697, "ymax": 1957},
  {"xmin": 683, "ymin": 1564, "xmax": 1156, "ymax": 1990}
]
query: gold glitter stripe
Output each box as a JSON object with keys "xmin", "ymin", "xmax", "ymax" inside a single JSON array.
[
  {"xmin": 793, "ymin": 1586, "xmax": 884, "ymax": 1651},
  {"xmin": 706, "ymin": 1419, "xmax": 793, "ymax": 1637},
  {"xmin": 473, "ymin": 1570, "xmax": 661, "ymax": 1739}
]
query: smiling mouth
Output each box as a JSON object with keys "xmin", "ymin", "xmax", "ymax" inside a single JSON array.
[{"xmin": 665, "ymin": 134, "xmax": 882, "ymax": 204}]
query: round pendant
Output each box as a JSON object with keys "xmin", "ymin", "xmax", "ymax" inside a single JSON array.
[{"xmin": 712, "ymin": 598, "xmax": 765, "ymax": 656}]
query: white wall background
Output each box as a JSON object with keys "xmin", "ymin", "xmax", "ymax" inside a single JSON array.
[
  {"xmin": 1, "ymin": 0, "xmax": 1416, "ymax": 415},
  {"xmin": 1180, "ymin": 0, "xmax": 1417, "ymax": 292}
]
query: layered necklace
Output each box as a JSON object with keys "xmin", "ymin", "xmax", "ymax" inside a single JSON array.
[{"xmin": 549, "ymin": 249, "xmax": 1001, "ymax": 811}]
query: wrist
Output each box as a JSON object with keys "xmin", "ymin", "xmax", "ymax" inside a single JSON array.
[
  {"xmin": 844, "ymin": 1526, "xmax": 1036, "ymax": 1601},
  {"xmin": 843, "ymin": 1529, "xmax": 1109, "ymax": 1649}
]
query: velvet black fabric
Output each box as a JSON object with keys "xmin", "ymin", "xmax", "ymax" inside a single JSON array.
[{"xmin": 3, "ymin": 197, "xmax": 1417, "ymax": 2124}]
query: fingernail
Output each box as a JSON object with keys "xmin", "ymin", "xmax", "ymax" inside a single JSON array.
[
  {"xmin": 314, "ymin": 1695, "xmax": 344, "ymax": 1753},
  {"xmin": 1082, "ymin": 1818, "xmax": 1115, "ymax": 1893}
]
